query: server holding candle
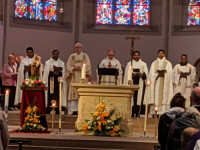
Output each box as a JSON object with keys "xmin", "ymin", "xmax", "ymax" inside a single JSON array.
[
  {"xmin": 124, "ymin": 51, "xmax": 148, "ymax": 117},
  {"xmin": 2, "ymin": 54, "xmax": 17, "ymax": 111},
  {"xmin": 66, "ymin": 43, "xmax": 92, "ymax": 115}
]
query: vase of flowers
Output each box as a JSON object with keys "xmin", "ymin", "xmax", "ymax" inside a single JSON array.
[
  {"xmin": 82, "ymin": 101, "xmax": 125, "ymax": 137},
  {"xmin": 22, "ymin": 76, "xmax": 46, "ymax": 88}
]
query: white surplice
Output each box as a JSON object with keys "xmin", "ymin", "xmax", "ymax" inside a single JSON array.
[
  {"xmin": 124, "ymin": 59, "xmax": 148, "ymax": 106},
  {"xmin": 98, "ymin": 57, "xmax": 122, "ymax": 85},
  {"xmin": 173, "ymin": 63, "xmax": 196, "ymax": 107},
  {"xmin": 148, "ymin": 57, "xmax": 173, "ymax": 115}
]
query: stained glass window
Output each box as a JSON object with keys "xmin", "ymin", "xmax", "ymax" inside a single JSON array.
[
  {"xmin": 115, "ymin": 0, "xmax": 131, "ymax": 25},
  {"xmin": 96, "ymin": 0, "xmax": 150, "ymax": 26},
  {"xmin": 44, "ymin": 0, "xmax": 57, "ymax": 21},
  {"xmin": 15, "ymin": 0, "xmax": 28, "ymax": 18},
  {"xmin": 30, "ymin": 0, "xmax": 43, "ymax": 20},
  {"xmin": 133, "ymin": 0, "xmax": 150, "ymax": 26},
  {"xmin": 96, "ymin": 0, "xmax": 113, "ymax": 24},
  {"xmin": 187, "ymin": 0, "xmax": 200, "ymax": 26}
]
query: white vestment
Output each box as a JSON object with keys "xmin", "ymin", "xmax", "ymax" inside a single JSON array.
[
  {"xmin": 43, "ymin": 58, "xmax": 67, "ymax": 107},
  {"xmin": 14, "ymin": 56, "xmax": 42, "ymax": 105},
  {"xmin": 173, "ymin": 63, "xmax": 196, "ymax": 107},
  {"xmin": 124, "ymin": 59, "xmax": 148, "ymax": 106},
  {"xmin": 148, "ymin": 57, "xmax": 173, "ymax": 115},
  {"xmin": 98, "ymin": 57, "xmax": 122, "ymax": 85},
  {"xmin": 66, "ymin": 52, "xmax": 92, "ymax": 111}
]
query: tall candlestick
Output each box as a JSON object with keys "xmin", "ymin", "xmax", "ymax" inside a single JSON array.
[
  {"xmin": 154, "ymin": 105, "xmax": 158, "ymax": 138},
  {"xmin": 4, "ymin": 90, "xmax": 9, "ymax": 120},
  {"xmin": 128, "ymin": 65, "xmax": 132, "ymax": 81},
  {"xmin": 81, "ymin": 63, "xmax": 86, "ymax": 79},
  {"xmin": 144, "ymin": 80, "xmax": 150, "ymax": 137},
  {"xmin": 59, "ymin": 81, "xmax": 62, "ymax": 132}
]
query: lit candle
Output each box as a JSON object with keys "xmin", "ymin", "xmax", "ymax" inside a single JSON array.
[
  {"xmin": 4, "ymin": 90, "xmax": 9, "ymax": 119},
  {"xmin": 81, "ymin": 63, "xmax": 86, "ymax": 79},
  {"xmin": 154, "ymin": 105, "xmax": 158, "ymax": 112},
  {"xmin": 128, "ymin": 65, "xmax": 132, "ymax": 81}
]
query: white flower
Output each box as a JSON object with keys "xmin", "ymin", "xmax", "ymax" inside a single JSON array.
[
  {"xmin": 106, "ymin": 127, "xmax": 110, "ymax": 129},
  {"xmin": 97, "ymin": 116, "xmax": 100, "ymax": 120},
  {"xmin": 88, "ymin": 126, "xmax": 91, "ymax": 129},
  {"xmin": 33, "ymin": 124, "xmax": 36, "ymax": 127}
]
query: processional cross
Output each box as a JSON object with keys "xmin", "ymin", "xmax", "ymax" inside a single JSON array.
[{"xmin": 126, "ymin": 33, "xmax": 140, "ymax": 63}]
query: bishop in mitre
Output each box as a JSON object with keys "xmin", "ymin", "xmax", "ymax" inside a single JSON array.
[
  {"xmin": 43, "ymin": 50, "xmax": 66, "ymax": 114},
  {"xmin": 148, "ymin": 49, "xmax": 173, "ymax": 115},
  {"xmin": 66, "ymin": 43, "xmax": 92, "ymax": 115},
  {"xmin": 15, "ymin": 47, "xmax": 42, "ymax": 105},
  {"xmin": 98, "ymin": 49, "xmax": 122, "ymax": 85},
  {"xmin": 173, "ymin": 54, "xmax": 196, "ymax": 107},
  {"xmin": 124, "ymin": 51, "xmax": 148, "ymax": 117}
]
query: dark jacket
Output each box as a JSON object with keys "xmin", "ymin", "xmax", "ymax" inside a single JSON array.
[{"xmin": 167, "ymin": 106, "xmax": 200, "ymax": 150}]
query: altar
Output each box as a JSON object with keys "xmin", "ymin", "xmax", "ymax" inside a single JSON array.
[{"xmin": 71, "ymin": 84, "xmax": 139, "ymax": 135}]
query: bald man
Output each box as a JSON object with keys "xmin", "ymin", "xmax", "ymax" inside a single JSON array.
[
  {"xmin": 167, "ymin": 86, "xmax": 200, "ymax": 150},
  {"xmin": 65, "ymin": 43, "xmax": 92, "ymax": 115}
]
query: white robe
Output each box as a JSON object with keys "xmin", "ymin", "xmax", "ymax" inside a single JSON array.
[
  {"xmin": 148, "ymin": 57, "xmax": 173, "ymax": 115},
  {"xmin": 124, "ymin": 59, "xmax": 148, "ymax": 106},
  {"xmin": 43, "ymin": 58, "xmax": 67, "ymax": 107},
  {"xmin": 14, "ymin": 56, "xmax": 42, "ymax": 105},
  {"xmin": 98, "ymin": 57, "xmax": 122, "ymax": 85},
  {"xmin": 173, "ymin": 63, "xmax": 196, "ymax": 107}
]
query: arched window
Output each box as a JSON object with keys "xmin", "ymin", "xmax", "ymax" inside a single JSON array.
[
  {"xmin": 187, "ymin": 0, "xmax": 200, "ymax": 26},
  {"xmin": 96, "ymin": 0, "xmax": 150, "ymax": 26},
  {"xmin": 14, "ymin": 0, "xmax": 58, "ymax": 22}
]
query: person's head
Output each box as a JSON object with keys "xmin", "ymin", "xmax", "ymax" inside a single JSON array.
[
  {"xmin": 158, "ymin": 49, "xmax": 165, "ymax": 59},
  {"xmin": 133, "ymin": 51, "xmax": 140, "ymax": 61},
  {"xmin": 18, "ymin": 56, "xmax": 24, "ymax": 63},
  {"xmin": 181, "ymin": 127, "xmax": 199, "ymax": 150},
  {"xmin": 190, "ymin": 86, "xmax": 200, "ymax": 106},
  {"xmin": 8, "ymin": 54, "xmax": 15, "ymax": 65},
  {"xmin": 107, "ymin": 49, "xmax": 115, "ymax": 60},
  {"xmin": 170, "ymin": 93, "xmax": 186, "ymax": 108},
  {"xmin": 52, "ymin": 50, "xmax": 59, "ymax": 61},
  {"xmin": 74, "ymin": 43, "xmax": 83, "ymax": 54},
  {"xmin": 12, "ymin": 53, "xmax": 19, "ymax": 62},
  {"xmin": 181, "ymin": 54, "xmax": 188, "ymax": 65},
  {"xmin": 26, "ymin": 47, "xmax": 34, "ymax": 58}
]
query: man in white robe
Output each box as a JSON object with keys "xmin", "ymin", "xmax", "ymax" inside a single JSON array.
[
  {"xmin": 124, "ymin": 51, "xmax": 148, "ymax": 117},
  {"xmin": 14, "ymin": 47, "xmax": 42, "ymax": 106},
  {"xmin": 66, "ymin": 43, "xmax": 92, "ymax": 115},
  {"xmin": 149, "ymin": 49, "xmax": 173, "ymax": 115},
  {"xmin": 173, "ymin": 54, "xmax": 196, "ymax": 107},
  {"xmin": 43, "ymin": 50, "xmax": 66, "ymax": 114},
  {"xmin": 98, "ymin": 49, "xmax": 122, "ymax": 85}
]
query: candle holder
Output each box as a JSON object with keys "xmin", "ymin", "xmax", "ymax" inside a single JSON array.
[
  {"xmin": 144, "ymin": 79, "xmax": 151, "ymax": 138},
  {"xmin": 128, "ymin": 80, "xmax": 133, "ymax": 85},
  {"xmin": 57, "ymin": 77, "xmax": 63, "ymax": 134},
  {"xmin": 154, "ymin": 105, "xmax": 158, "ymax": 139},
  {"xmin": 80, "ymin": 78, "xmax": 88, "ymax": 84},
  {"xmin": 50, "ymin": 100, "xmax": 57, "ymax": 133}
]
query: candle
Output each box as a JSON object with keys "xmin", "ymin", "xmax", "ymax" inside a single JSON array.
[
  {"xmin": 154, "ymin": 105, "xmax": 158, "ymax": 112},
  {"xmin": 5, "ymin": 90, "xmax": 9, "ymax": 119},
  {"xmin": 128, "ymin": 65, "xmax": 132, "ymax": 81},
  {"xmin": 144, "ymin": 80, "xmax": 150, "ymax": 137},
  {"xmin": 81, "ymin": 63, "xmax": 86, "ymax": 79}
]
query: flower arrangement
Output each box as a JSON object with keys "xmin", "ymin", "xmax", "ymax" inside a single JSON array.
[
  {"xmin": 22, "ymin": 76, "xmax": 46, "ymax": 87},
  {"xmin": 22, "ymin": 105, "xmax": 46, "ymax": 131},
  {"xmin": 82, "ymin": 101, "xmax": 124, "ymax": 137}
]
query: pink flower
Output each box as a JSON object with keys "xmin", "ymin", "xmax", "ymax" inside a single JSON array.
[
  {"xmin": 40, "ymin": 84, "xmax": 45, "ymax": 88},
  {"xmin": 23, "ymin": 80, "xmax": 26, "ymax": 83},
  {"xmin": 34, "ymin": 81, "xmax": 38, "ymax": 84}
]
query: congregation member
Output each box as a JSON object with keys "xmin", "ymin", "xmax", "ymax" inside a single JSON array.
[
  {"xmin": 158, "ymin": 93, "xmax": 185, "ymax": 150},
  {"xmin": 43, "ymin": 50, "xmax": 66, "ymax": 114},
  {"xmin": 173, "ymin": 54, "xmax": 196, "ymax": 107},
  {"xmin": 124, "ymin": 51, "xmax": 148, "ymax": 117},
  {"xmin": 2, "ymin": 54, "xmax": 18, "ymax": 110},
  {"xmin": 98, "ymin": 49, "xmax": 122, "ymax": 85},
  {"xmin": 66, "ymin": 43, "xmax": 92, "ymax": 115},
  {"xmin": 149, "ymin": 49, "xmax": 173, "ymax": 115},
  {"xmin": 167, "ymin": 86, "xmax": 200, "ymax": 150},
  {"xmin": 14, "ymin": 47, "xmax": 42, "ymax": 106}
]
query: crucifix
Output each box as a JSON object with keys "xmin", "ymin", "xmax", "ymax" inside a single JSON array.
[{"xmin": 126, "ymin": 33, "xmax": 140, "ymax": 63}]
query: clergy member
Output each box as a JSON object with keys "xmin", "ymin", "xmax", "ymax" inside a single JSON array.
[
  {"xmin": 66, "ymin": 43, "xmax": 92, "ymax": 115},
  {"xmin": 14, "ymin": 47, "xmax": 42, "ymax": 106},
  {"xmin": 124, "ymin": 51, "xmax": 148, "ymax": 117},
  {"xmin": 43, "ymin": 50, "xmax": 66, "ymax": 114},
  {"xmin": 149, "ymin": 49, "xmax": 173, "ymax": 115},
  {"xmin": 173, "ymin": 54, "xmax": 196, "ymax": 107},
  {"xmin": 98, "ymin": 49, "xmax": 122, "ymax": 85}
]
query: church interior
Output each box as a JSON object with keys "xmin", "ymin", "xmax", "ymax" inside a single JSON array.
[{"xmin": 1, "ymin": 0, "xmax": 200, "ymax": 150}]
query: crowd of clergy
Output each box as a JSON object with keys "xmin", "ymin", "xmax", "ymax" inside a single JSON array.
[{"xmin": 0, "ymin": 43, "xmax": 200, "ymax": 117}]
